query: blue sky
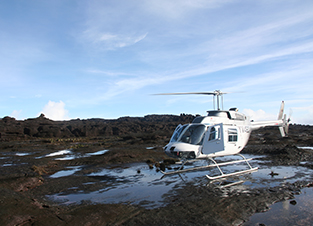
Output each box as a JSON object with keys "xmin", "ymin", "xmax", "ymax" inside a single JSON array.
[{"xmin": 1, "ymin": 0, "xmax": 313, "ymax": 124}]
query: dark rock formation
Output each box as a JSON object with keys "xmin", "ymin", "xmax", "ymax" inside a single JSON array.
[{"xmin": 0, "ymin": 114, "xmax": 195, "ymax": 140}]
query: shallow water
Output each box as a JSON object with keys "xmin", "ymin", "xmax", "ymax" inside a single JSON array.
[{"xmin": 46, "ymin": 155, "xmax": 313, "ymax": 209}]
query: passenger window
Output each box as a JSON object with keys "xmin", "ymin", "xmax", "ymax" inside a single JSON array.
[{"xmin": 228, "ymin": 128, "xmax": 238, "ymax": 142}]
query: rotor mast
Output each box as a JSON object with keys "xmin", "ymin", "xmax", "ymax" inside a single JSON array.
[{"xmin": 213, "ymin": 90, "xmax": 224, "ymax": 110}]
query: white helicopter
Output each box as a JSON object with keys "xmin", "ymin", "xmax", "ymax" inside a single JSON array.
[{"xmin": 156, "ymin": 90, "xmax": 290, "ymax": 180}]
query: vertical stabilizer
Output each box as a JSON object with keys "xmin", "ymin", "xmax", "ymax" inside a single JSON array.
[{"xmin": 278, "ymin": 101, "xmax": 284, "ymax": 120}]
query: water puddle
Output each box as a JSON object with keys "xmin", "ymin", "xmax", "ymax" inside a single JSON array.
[
  {"xmin": 54, "ymin": 155, "xmax": 77, "ymax": 161},
  {"xmin": 47, "ymin": 163, "xmax": 184, "ymax": 208},
  {"xmin": 244, "ymin": 187, "xmax": 313, "ymax": 225},
  {"xmin": 0, "ymin": 152, "xmax": 33, "ymax": 167},
  {"xmin": 46, "ymin": 150, "xmax": 72, "ymax": 157},
  {"xmin": 2, "ymin": 163, "xmax": 14, "ymax": 167},
  {"xmin": 50, "ymin": 166, "xmax": 82, "ymax": 178},
  {"xmin": 298, "ymin": 146, "xmax": 313, "ymax": 151},
  {"xmin": 0, "ymin": 149, "xmax": 111, "ymax": 167},
  {"xmin": 35, "ymin": 149, "xmax": 110, "ymax": 160},
  {"xmin": 85, "ymin": 150, "xmax": 109, "ymax": 156},
  {"xmin": 15, "ymin": 152, "xmax": 33, "ymax": 156},
  {"xmin": 55, "ymin": 149, "xmax": 110, "ymax": 160},
  {"xmin": 36, "ymin": 150, "xmax": 73, "ymax": 159}
]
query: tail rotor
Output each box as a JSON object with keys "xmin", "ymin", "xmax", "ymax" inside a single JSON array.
[{"xmin": 284, "ymin": 109, "xmax": 292, "ymax": 135}]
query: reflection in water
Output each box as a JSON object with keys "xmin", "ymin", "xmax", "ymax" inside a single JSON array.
[
  {"xmin": 244, "ymin": 187, "xmax": 313, "ymax": 225},
  {"xmin": 47, "ymin": 163, "xmax": 185, "ymax": 208}
]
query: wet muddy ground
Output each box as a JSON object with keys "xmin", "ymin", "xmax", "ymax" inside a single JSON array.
[{"xmin": 1, "ymin": 126, "xmax": 313, "ymax": 226}]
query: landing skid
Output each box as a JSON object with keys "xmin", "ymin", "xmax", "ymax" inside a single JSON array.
[{"xmin": 160, "ymin": 154, "xmax": 258, "ymax": 181}]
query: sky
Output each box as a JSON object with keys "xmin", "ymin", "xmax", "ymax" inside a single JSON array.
[{"xmin": 1, "ymin": 0, "xmax": 313, "ymax": 125}]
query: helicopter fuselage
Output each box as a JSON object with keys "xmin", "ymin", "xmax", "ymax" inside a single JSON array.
[{"xmin": 164, "ymin": 108, "xmax": 285, "ymax": 160}]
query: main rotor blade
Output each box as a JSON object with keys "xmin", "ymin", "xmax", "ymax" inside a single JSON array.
[{"xmin": 153, "ymin": 91, "xmax": 228, "ymax": 96}]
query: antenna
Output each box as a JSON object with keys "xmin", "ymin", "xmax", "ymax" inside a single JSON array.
[{"xmin": 153, "ymin": 90, "xmax": 228, "ymax": 110}]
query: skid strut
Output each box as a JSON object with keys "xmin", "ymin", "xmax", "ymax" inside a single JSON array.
[
  {"xmin": 206, "ymin": 154, "xmax": 258, "ymax": 180},
  {"xmin": 160, "ymin": 154, "xmax": 258, "ymax": 179}
]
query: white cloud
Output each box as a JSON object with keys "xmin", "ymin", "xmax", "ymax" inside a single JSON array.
[
  {"xmin": 41, "ymin": 101, "xmax": 69, "ymax": 121},
  {"xmin": 143, "ymin": 0, "xmax": 231, "ymax": 19},
  {"xmin": 292, "ymin": 105, "xmax": 313, "ymax": 125},
  {"xmin": 82, "ymin": 29, "xmax": 148, "ymax": 50},
  {"xmin": 242, "ymin": 109, "xmax": 277, "ymax": 121},
  {"xmin": 86, "ymin": 69, "xmax": 134, "ymax": 77}
]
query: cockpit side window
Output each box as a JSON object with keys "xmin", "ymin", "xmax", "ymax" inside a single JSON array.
[
  {"xmin": 178, "ymin": 124, "xmax": 206, "ymax": 145},
  {"xmin": 208, "ymin": 125, "xmax": 221, "ymax": 141}
]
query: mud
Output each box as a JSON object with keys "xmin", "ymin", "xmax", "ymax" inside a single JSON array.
[{"xmin": 1, "ymin": 122, "xmax": 313, "ymax": 225}]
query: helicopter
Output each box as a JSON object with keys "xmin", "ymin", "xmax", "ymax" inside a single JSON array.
[{"xmin": 156, "ymin": 90, "xmax": 290, "ymax": 180}]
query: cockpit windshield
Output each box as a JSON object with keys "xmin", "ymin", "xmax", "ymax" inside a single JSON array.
[
  {"xmin": 177, "ymin": 124, "xmax": 206, "ymax": 145},
  {"xmin": 170, "ymin": 124, "xmax": 188, "ymax": 143}
]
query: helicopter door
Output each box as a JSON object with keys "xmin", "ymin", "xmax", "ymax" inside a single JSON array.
[{"xmin": 202, "ymin": 123, "xmax": 224, "ymax": 154}]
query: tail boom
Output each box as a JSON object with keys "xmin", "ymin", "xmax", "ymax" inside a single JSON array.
[{"xmin": 250, "ymin": 101, "xmax": 289, "ymax": 137}]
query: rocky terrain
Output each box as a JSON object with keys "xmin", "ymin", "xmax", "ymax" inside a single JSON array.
[{"xmin": 0, "ymin": 114, "xmax": 313, "ymax": 225}]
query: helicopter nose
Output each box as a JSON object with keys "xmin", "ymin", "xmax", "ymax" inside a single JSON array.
[{"xmin": 164, "ymin": 145, "xmax": 175, "ymax": 155}]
